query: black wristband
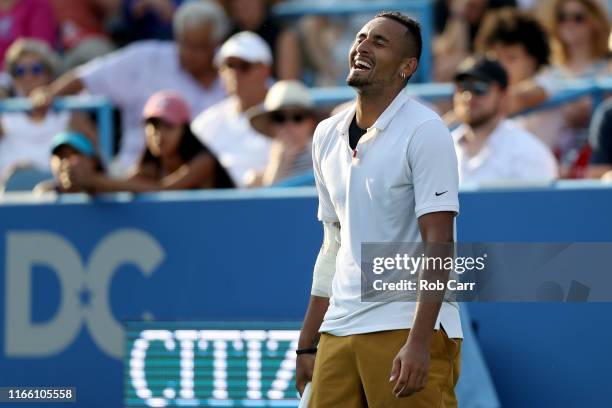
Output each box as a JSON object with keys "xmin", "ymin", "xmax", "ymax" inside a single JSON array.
[{"xmin": 295, "ymin": 347, "xmax": 318, "ymax": 355}]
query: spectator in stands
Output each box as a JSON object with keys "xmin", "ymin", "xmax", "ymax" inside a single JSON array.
[
  {"xmin": 540, "ymin": 0, "xmax": 611, "ymax": 177},
  {"xmin": 0, "ymin": 0, "xmax": 57, "ymax": 69},
  {"xmin": 65, "ymin": 91, "xmax": 234, "ymax": 192},
  {"xmin": 0, "ymin": 40, "xmax": 75, "ymax": 177},
  {"xmin": 34, "ymin": 131, "xmax": 105, "ymax": 193},
  {"xmin": 221, "ymin": 0, "xmax": 300, "ymax": 79},
  {"xmin": 30, "ymin": 1, "xmax": 229, "ymax": 172},
  {"xmin": 247, "ymin": 80, "xmax": 317, "ymax": 186},
  {"xmin": 587, "ymin": 99, "xmax": 612, "ymax": 179},
  {"xmin": 433, "ymin": 0, "xmax": 516, "ymax": 82},
  {"xmin": 474, "ymin": 8, "xmax": 561, "ymax": 148},
  {"xmin": 451, "ymin": 57, "xmax": 557, "ymax": 184},
  {"xmin": 547, "ymin": 0, "xmax": 610, "ymax": 78},
  {"xmin": 191, "ymin": 31, "xmax": 271, "ymax": 188},
  {"xmin": 51, "ymin": 0, "xmax": 118, "ymax": 69},
  {"xmin": 120, "ymin": 0, "xmax": 184, "ymax": 43}
]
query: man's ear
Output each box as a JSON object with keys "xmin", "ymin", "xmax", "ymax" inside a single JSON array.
[
  {"xmin": 497, "ymin": 85, "xmax": 511, "ymax": 114},
  {"xmin": 401, "ymin": 57, "xmax": 419, "ymax": 79}
]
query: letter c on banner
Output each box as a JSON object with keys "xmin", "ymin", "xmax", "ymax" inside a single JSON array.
[{"xmin": 86, "ymin": 229, "xmax": 165, "ymax": 359}]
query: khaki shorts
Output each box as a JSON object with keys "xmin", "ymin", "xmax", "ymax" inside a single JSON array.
[{"xmin": 309, "ymin": 329, "xmax": 461, "ymax": 407}]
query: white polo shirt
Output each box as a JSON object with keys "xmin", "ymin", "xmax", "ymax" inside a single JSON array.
[
  {"xmin": 314, "ymin": 87, "xmax": 463, "ymax": 338},
  {"xmin": 452, "ymin": 119, "xmax": 557, "ymax": 185},
  {"xmin": 77, "ymin": 41, "xmax": 226, "ymax": 168},
  {"xmin": 191, "ymin": 96, "xmax": 271, "ymax": 187}
]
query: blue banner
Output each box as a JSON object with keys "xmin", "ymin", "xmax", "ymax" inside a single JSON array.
[{"xmin": 1, "ymin": 185, "xmax": 612, "ymax": 407}]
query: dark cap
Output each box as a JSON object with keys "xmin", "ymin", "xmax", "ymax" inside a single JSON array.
[{"xmin": 454, "ymin": 56, "xmax": 508, "ymax": 89}]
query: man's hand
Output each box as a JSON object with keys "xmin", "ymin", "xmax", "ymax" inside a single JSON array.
[
  {"xmin": 389, "ymin": 336, "xmax": 430, "ymax": 398},
  {"xmin": 66, "ymin": 157, "xmax": 95, "ymax": 189},
  {"xmin": 30, "ymin": 86, "xmax": 54, "ymax": 110},
  {"xmin": 295, "ymin": 354, "xmax": 316, "ymax": 396}
]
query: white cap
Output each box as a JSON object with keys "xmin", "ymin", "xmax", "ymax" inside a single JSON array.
[{"xmin": 214, "ymin": 31, "xmax": 272, "ymax": 67}]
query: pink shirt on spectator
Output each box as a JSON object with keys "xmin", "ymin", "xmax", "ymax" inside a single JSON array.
[{"xmin": 0, "ymin": 0, "xmax": 57, "ymax": 65}]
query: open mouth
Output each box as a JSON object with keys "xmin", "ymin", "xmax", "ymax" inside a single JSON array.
[{"xmin": 352, "ymin": 57, "xmax": 373, "ymax": 72}]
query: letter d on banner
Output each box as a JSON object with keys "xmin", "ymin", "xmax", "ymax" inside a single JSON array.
[{"xmin": 5, "ymin": 232, "xmax": 83, "ymax": 356}]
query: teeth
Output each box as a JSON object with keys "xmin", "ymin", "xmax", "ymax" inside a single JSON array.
[{"xmin": 354, "ymin": 58, "xmax": 372, "ymax": 70}]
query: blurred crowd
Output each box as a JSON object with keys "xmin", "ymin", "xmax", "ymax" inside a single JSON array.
[{"xmin": 0, "ymin": 0, "xmax": 610, "ymax": 194}]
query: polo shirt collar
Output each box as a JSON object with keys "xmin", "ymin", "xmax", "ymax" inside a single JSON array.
[{"xmin": 335, "ymin": 86, "xmax": 411, "ymax": 136}]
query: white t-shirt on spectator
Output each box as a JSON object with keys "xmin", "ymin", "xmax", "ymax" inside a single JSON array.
[
  {"xmin": 0, "ymin": 111, "xmax": 70, "ymax": 176},
  {"xmin": 515, "ymin": 71, "xmax": 563, "ymax": 149},
  {"xmin": 452, "ymin": 119, "xmax": 557, "ymax": 185},
  {"xmin": 76, "ymin": 41, "xmax": 226, "ymax": 168},
  {"xmin": 314, "ymin": 88, "xmax": 462, "ymax": 338},
  {"xmin": 190, "ymin": 96, "xmax": 271, "ymax": 187},
  {"xmin": 516, "ymin": 62, "xmax": 611, "ymax": 152}
]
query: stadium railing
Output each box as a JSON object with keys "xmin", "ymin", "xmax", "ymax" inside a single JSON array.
[
  {"xmin": 271, "ymin": 0, "xmax": 434, "ymax": 83},
  {"xmin": 0, "ymin": 77, "xmax": 609, "ymax": 189},
  {"xmin": 309, "ymin": 77, "xmax": 612, "ymax": 108},
  {"xmin": 275, "ymin": 77, "xmax": 612, "ymax": 187},
  {"xmin": 0, "ymin": 96, "xmax": 114, "ymax": 164}
]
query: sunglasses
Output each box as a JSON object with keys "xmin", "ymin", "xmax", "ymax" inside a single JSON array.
[
  {"xmin": 223, "ymin": 60, "xmax": 255, "ymax": 73},
  {"xmin": 11, "ymin": 62, "xmax": 46, "ymax": 78},
  {"xmin": 271, "ymin": 112, "xmax": 309, "ymax": 124},
  {"xmin": 557, "ymin": 11, "xmax": 587, "ymax": 23},
  {"xmin": 457, "ymin": 81, "xmax": 491, "ymax": 96}
]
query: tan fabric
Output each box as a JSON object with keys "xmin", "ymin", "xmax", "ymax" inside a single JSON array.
[{"xmin": 310, "ymin": 329, "xmax": 461, "ymax": 408}]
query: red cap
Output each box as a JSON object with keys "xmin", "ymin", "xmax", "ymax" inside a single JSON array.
[{"xmin": 143, "ymin": 91, "xmax": 191, "ymax": 126}]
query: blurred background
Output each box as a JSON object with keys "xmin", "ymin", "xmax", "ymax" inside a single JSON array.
[{"xmin": 0, "ymin": 0, "xmax": 611, "ymax": 407}]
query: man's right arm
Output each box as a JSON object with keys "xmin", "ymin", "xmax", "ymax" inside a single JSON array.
[
  {"xmin": 295, "ymin": 221, "xmax": 339, "ymax": 396},
  {"xmin": 30, "ymin": 70, "xmax": 85, "ymax": 109},
  {"xmin": 32, "ymin": 43, "xmax": 149, "ymax": 108}
]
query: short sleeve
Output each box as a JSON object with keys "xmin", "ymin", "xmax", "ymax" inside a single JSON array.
[
  {"xmin": 589, "ymin": 100, "xmax": 612, "ymax": 165},
  {"xmin": 533, "ymin": 70, "xmax": 559, "ymax": 97},
  {"xmin": 75, "ymin": 42, "xmax": 154, "ymax": 106},
  {"xmin": 407, "ymin": 119, "xmax": 460, "ymax": 218},
  {"xmin": 312, "ymin": 126, "xmax": 339, "ymax": 223}
]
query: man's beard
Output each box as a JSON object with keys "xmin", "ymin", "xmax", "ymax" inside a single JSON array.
[
  {"xmin": 466, "ymin": 108, "xmax": 499, "ymax": 129},
  {"xmin": 347, "ymin": 74, "xmax": 372, "ymax": 88},
  {"xmin": 346, "ymin": 73, "xmax": 386, "ymax": 90}
]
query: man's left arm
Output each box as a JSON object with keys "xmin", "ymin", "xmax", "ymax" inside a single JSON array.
[{"xmin": 390, "ymin": 119, "xmax": 459, "ymax": 398}]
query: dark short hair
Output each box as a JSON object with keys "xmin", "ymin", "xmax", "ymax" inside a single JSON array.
[
  {"xmin": 475, "ymin": 8, "xmax": 550, "ymax": 70},
  {"xmin": 140, "ymin": 124, "xmax": 206, "ymax": 172},
  {"xmin": 375, "ymin": 11, "xmax": 422, "ymax": 61}
]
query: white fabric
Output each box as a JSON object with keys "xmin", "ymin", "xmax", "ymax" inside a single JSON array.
[
  {"xmin": 313, "ymin": 87, "xmax": 462, "ymax": 338},
  {"xmin": 76, "ymin": 41, "xmax": 226, "ymax": 168},
  {"xmin": 311, "ymin": 222, "xmax": 340, "ymax": 298},
  {"xmin": 515, "ymin": 69, "xmax": 564, "ymax": 149},
  {"xmin": 452, "ymin": 119, "xmax": 557, "ymax": 185},
  {"xmin": 190, "ymin": 96, "xmax": 271, "ymax": 187},
  {"xmin": 0, "ymin": 111, "xmax": 70, "ymax": 176},
  {"xmin": 517, "ymin": 62, "xmax": 611, "ymax": 150},
  {"xmin": 214, "ymin": 31, "xmax": 272, "ymax": 67}
]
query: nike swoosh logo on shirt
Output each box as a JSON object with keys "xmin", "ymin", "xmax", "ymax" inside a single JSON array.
[{"xmin": 435, "ymin": 191, "xmax": 448, "ymax": 196}]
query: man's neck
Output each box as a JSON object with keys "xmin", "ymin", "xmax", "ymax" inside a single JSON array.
[
  {"xmin": 192, "ymin": 67, "xmax": 219, "ymax": 88},
  {"xmin": 462, "ymin": 116, "xmax": 503, "ymax": 156},
  {"xmin": 236, "ymin": 87, "xmax": 268, "ymax": 113},
  {"xmin": 354, "ymin": 85, "xmax": 403, "ymax": 129}
]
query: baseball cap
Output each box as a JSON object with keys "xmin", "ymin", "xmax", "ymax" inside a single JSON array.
[
  {"xmin": 454, "ymin": 56, "xmax": 508, "ymax": 89},
  {"xmin": 50, "ymin": 131, "xmax": 96, "ymax": 157},
  {"xmin": 143, "ymin": 91, "xmax": 191, "ymax": 126},
  {"xmin": 214, "ymin": 31, "xmax": 272, "ymax": 68}
]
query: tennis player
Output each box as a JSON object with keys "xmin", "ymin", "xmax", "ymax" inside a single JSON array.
[{"xmin": 296, "ymin": 11, "xmax": 462, "ymax": 407}]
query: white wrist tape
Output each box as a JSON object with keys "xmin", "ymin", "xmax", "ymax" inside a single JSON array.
[{"xmin": 311, "ymin": 222, "xmax": 340, "ymax": 297}]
